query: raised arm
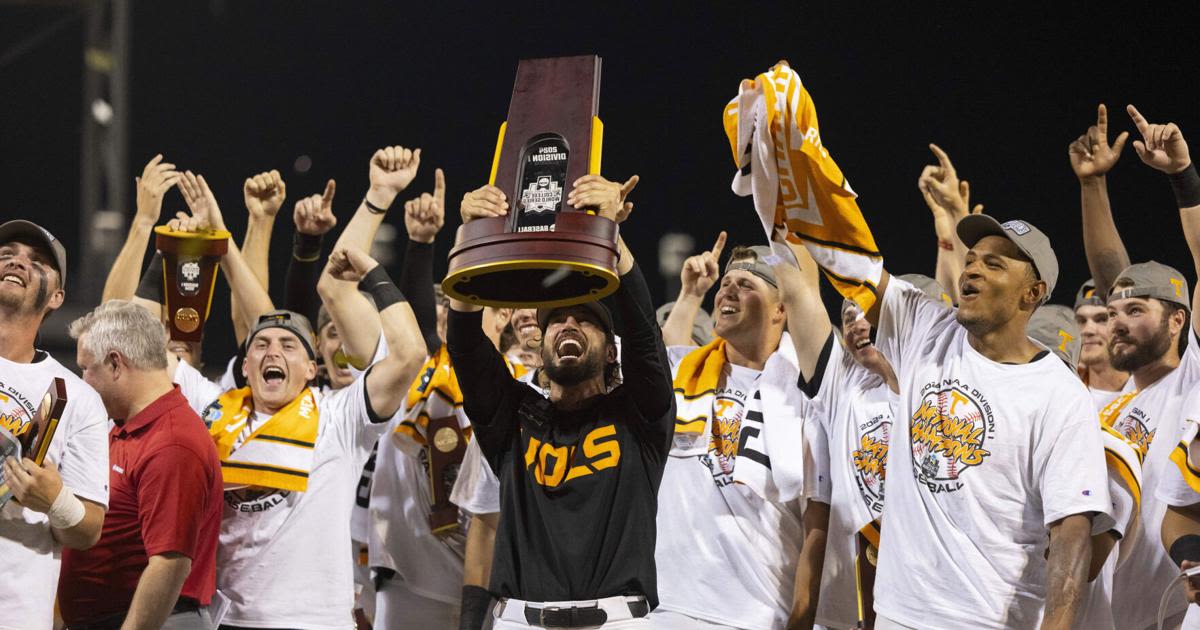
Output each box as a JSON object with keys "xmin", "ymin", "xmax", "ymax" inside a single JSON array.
[
  {"xmin": 773, "ymin": 241, "xmax": 834, "ymax": 383},
  {"xmin": 1040, "ymin": 514, "xmax": 1093, "ymax": 630},
  {"xmin": 103, "ymin": 155, "xmax": 179, "ymax": 303},
  {"xmin": 325, "ymin": 246, "xmax": 425, "ymax": 418},
  {"xmin": 1070, "ymin": 104, "xmax": 1132, "ymax": 297},
  {"xmin": 568, "ymin": 174, "xmax": 673, "ymax": 418},
  {"xmin": 1127, "ymin": 104, "xmax": 1200, "ymax": 328},
  {"xmin": 400, "ymin": 168, "xmax": 446, "ymax": 355},
  {"xmin": 316, "ymin": 146, "xmax": 421, "ymax": 366},
  {"xmin": 284, "ymin": 179, "xmax": 338, "ymax": 323},
  {"xmin": 232, "ymin": 170, "xmax": 286, "ymax": 343},
  {"xmin": 918, "ymin": 143, "xmax": 982, "ymax": 304},
  {"xmin": 177, "ymin": 170, "xmax": 275, "ymax": 330},
  {"xmin": 661, "ymin": 231, "xmax": 724, "ymax": 347}
]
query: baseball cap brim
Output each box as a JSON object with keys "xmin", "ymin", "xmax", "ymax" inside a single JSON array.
[
  {"xmin": 0, "ymin": 220, "xmax": 67, "ymax": 288},
  {"xmin": 955, "ymin": 214, "xmax": 1049, "ymax": 286},
  {"xmin": 536, "ymin": 301, "xmax": 614, "ymax": 334}
]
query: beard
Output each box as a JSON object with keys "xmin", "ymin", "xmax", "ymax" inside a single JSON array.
[
  {"xmin": 1109, "ymin": 317, "xmax": 1174, "ymax": 372},
  {"xmin": 541, "ymin": 345, "xmax": 605, "ymax": 387}
]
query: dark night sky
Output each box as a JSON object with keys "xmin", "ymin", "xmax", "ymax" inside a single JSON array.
[{"xmin": 3, "ymin": 1, "xmax": 1198, "ymax": 367}]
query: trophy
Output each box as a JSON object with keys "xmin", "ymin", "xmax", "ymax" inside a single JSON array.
[
  {"xmin": 0, "ymin": 377, "xmax": 67, "ymax": 508},
  {"xmin": 443, "ymin": 55, "xmax": 621, "ymax": 308},
  {"xmin": 426, "ymin": 415, "xmax": 468, "ymax": 534},
  {"xmin": 155, "ymin": 226, "xmax": 230, "ymax": 342}
]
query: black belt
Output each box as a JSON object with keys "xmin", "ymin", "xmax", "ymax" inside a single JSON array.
[
  {"xmin": 173, "ymin": 596, "xmax": 201, "ymax": 613},
  {"xmin": 523, "ymin": 597, "xmax": 649, "ymax": 628},
  {"xmin": 68, "ymin": 599, "xmax": 200, "ymax": 630}
]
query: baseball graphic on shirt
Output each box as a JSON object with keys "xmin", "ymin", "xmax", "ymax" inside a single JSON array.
[
  {"xmin": 852, "ymin": 417, "xmax": 890, "ymax": 513},
  {"xmin": 0, "ymin": 385, "xmax": 34, "ymax": 442},
  {"xmin": 1110, "ymin": 410, "xmax": 1155, "ymax": 453},
  {"xmin": 910, "ymin": 382, "xmax": 995, "ymax": 493}
]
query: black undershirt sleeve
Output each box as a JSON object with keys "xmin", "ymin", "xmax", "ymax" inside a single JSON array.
[
  {"xmin": 797, "ymin": 331, "xmax": 836, "ymax": 398},
  {"xmin": 284, "ymin": 232, "xmax": 324, "ymax": 324},
  {"xmin": 399, "ymin": 240, "xmax": 441, "ymax": 356},
  {"xmin": 609, "ymin": 262, "xmax": 675, "ymax": 425},
  {"xmin": 447, "ymin": 309, "xmax": 523, "ymax": 460}
]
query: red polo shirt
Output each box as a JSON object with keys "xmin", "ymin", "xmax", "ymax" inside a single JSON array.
[{"xmin": 59, "ymin": 386, "xmax": 222, "ymax": 624}]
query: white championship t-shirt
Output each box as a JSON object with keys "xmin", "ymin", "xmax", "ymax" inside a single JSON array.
[
  {"xmin": 1107, "ymin": 330, "xmax": 1200, "ymax": 629},
  {"xmin": 1157, "ymin": 388, "xmax": 1200, "ymax": 508},
  {"xmin": 873, "ymin": 278, "xmax": 1112, "ymax": 630},
  {"xmin": 1089, "ymin": 385, "xmax": 1124, "ymax": 411},
  {"xmin": 653, "ymin": 345, "xmax": 829, "ymax": 630},
  {"xmin": 0, "ymin": 351, "xmax": 109, "ymax": 630},
  {"xmin": 812, "ymin": 339, "xmax": 894, "ymax": 630},
  {"xmin": 176, "ymin": 365, "xmax": 386, "ymax": 630}
]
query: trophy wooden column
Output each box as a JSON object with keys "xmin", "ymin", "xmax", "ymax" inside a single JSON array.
[
  {"xmin": 443, "ymin": 55, "xmax": 620, "ymax": 308},
  {"xmin": 155, "ymin": 227, "xmax": 230, "ymax": 342}
]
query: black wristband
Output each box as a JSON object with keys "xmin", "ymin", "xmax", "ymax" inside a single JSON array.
[
  {"xmin": 357, "ymin": 265, "xmax": 406, "ymax": 310},
  {"xmin": 292, "ymin": 232, "xmax": 324, "ymax": 262},
  {"xmin": 1170, "ymin": 533, "xmax": 1200, "ymax": 567},
  {"xmin": 1170, "ymin": 163, "xmax": 1200, "ymax": 208},
  {"xmin": 135, "ymin": 252, "xmax": 164, "ymax": 303},
  {"xmin": 364, "ymin": 197, "xmax": 389, "ymax": 215},
  {"xmin": 459, "ymin": 585, "xmax": 492, "ymax": 630}
]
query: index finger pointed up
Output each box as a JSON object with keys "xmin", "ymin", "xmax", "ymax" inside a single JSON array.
[
  {"xmin": 710, "ymin": 230, "xmax": 728, "ymax": 258},
  {"xmin": 322, "ymin": 179, "xmax": 336, "ymax": 205},
  {"xmin": 620, "ymin": 175, "xmax": 640, "ymax": 199},
  {"xmin": 434, "ymin": 168, "xmax": 446, "ymax": 205},
  {"xmin": 1128, "ymin": 104, "xmax": 1151, "ymax": 137},
  {"xmin": 928, "ymin": 143, "xmax": 953, "ymax": 172},
  {"xmin": 1097, "ymin": 103, "xmax": 1109, "ymax": 136}
]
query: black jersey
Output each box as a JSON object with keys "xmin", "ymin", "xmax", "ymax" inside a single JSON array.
[{"xmin": 447, "ymin": 263, "xmax": 674, "ymax": 607}]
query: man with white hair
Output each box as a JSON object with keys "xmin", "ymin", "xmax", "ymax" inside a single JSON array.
[
  {"xmin": 58, "ymin": 300, "xmax": 222, "ymax": 630},
  {"xmin": 0, "ymin": 219, "xmax": 109, "ymax": 630}
]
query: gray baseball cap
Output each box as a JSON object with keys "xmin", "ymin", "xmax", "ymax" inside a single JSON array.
[
  {"xmin": 247, "ymin": 310, "xmax": 317, "ymax": 359},
  {"xmin": 956, "ymin": 215, "xmax": 1058, "ymax": 298},
  {"xmin": 656, "ymin": 301, "xmax": 714, "ymax": 345},
  {"xmin": 1108, "ymin": 261, "xmax": 1191, "ymax": 310},
  {"xmin": 1027, "ymin": 304, "xmax": 1081, "ymax": 368},
  {"xmin": 1074, "ymin": 279, "xmax": 1104, "ymax": 310},
  {"xmin": 724, "ymin": 245, "xmax": 778, "ymax": 288},
  {"xmin": 0, "ymin": 220, "xmax": 68, "ymax": 289},
  {"xmin": 537, "ymin": 300, "xmax": 614, "ymax": 335},
  {"xmin": 896, "ymin": 273, "xmax": 953, "ymax": 307}
]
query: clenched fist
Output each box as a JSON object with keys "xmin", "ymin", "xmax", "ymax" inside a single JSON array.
[
  {"xmin": 326, "ymin": 246, "xmax": 379, "ymax": 283},
  {"xmin": 243, "ymin": 170, "xmax": 287, "ymax": 220},
  {"xmin": 367, "ymin": 145, "xmax": 421, "ymax": 209}
]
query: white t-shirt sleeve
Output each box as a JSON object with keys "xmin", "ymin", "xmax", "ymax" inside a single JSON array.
[
  {"xmin": 1035, "ymin": 389, "xmax": 1114, "ymax": 532},
  {"xmin": 1157, "ymin": 388, "xmax": 1200, "ymax": 507},
  {"xmin": 173, "ymin": 359, "xmax": 226, "ymax": 417},
  {"xmin": 803, "ymin": 406, "xmax": 832, "ymax": 504},
  {"xmin": 450, "ymin": 437, "xmax": 501, "ymax": 516},
  {"xmin": 58, "ymin": 385, "xmax": 110, "ymax": 509},
  {"xmin": 218, "ymin": 355, "xmax": 238, "ymax": 392},
  {"xmin": 876, "ymin": 277, "xmax": 957, "ymax": 371},
  {"xmin": 323, "ymin": 379, "xmax": 388, "ymax": 464}
]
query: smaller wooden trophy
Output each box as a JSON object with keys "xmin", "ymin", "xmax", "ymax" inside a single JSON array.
[
  {"xmin": 155, "ymin": 226, "xmax": 230, "ymax": 342},
  {"xmin": 426, "ymin": 416, "xmax": 468, "ymax": 535},
  {"xmin": 0, "ymin": 378, "xmax": 68, "ymax": 508}
]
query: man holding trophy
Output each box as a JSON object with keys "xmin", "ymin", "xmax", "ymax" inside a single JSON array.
[
  {"xmin": 446, "ymin": 56, "xmax": 675, "ymax": 629},
  {"xmin": 0, "ymin": 220, "xmax": 110, "ymax": 630}
]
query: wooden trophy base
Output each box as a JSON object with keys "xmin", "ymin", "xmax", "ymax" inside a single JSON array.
[
  {"xmin": 443, "ymin": 212, "xmax": 619, "ymax": 308},
  {"xmin": 444, "ymin": 55, "xmax": 618, "ymax": 308}
]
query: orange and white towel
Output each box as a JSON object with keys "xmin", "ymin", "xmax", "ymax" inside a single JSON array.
[{"xmin": 723, "ymin": 61, "xmax": 883, "ymax": 311}]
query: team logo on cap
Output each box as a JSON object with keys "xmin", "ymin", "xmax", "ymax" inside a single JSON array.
[
  {"xmin": 910, "ymin": 381, "xmax": 995, "ymax": 493},
  {"xmin": 1001, "ymin": 220, "xmax": 1031, "ymax": 235}
]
